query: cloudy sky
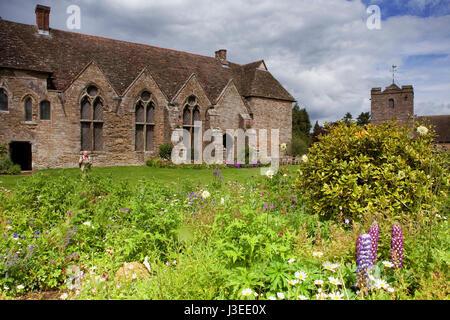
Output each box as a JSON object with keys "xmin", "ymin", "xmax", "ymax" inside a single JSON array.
[{"xmin": 1, "ymin": 0, "xmax": 449, "ymax": 125}]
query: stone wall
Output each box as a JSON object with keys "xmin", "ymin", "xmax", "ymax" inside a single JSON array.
[
  {"xmin": 1, "ymin": 66, "xmax": 293, "ymax": 170},
  {"xmin": 248, "ymin": 97, "xmax": 292, "ymax": 155},
  {"xmin": 371, "ymin": 85, "xmax": 414, "ymax": 125}
]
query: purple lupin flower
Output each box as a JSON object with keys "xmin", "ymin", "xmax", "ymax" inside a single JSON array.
[
  {"xmin": 356, "ymin": 233, "xmax": 374, "ymax": 290},
  {"xmin": 368, "ymin": 221, "xmax": 379, "ymax": 265},
  {"xmin": 390, "ymin": 223, "xmax": 404, "ymax": 269}
]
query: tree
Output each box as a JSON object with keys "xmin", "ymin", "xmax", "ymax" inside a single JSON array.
[
  {"xmin": 342, "ymin": 112, "xmax": 353, "ymax": 125},
  {"xmin": 356, "ymin": 112, "xmax": 371, "ymax": 127},
  {"xmin": 292, "ymin": 103, "xmax": 312, "ymax": 137}
]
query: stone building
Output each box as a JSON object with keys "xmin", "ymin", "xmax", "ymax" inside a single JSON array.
[
  {"xmin": 0, "ymin": 5, "xmax": 295, "ymax": 171},
  {"xmin": 371, "ymin": 82, "xmax": 450, "ymax": 149}
]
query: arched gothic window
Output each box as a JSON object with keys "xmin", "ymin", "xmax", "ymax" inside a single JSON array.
[
  {"xmin": 80, "ymin": 85, "xmax": 103, "ymax": 151},
  {"xmin": 0, "ymin": 88, "xmax": 7, "ymax": 111},
  {"xmin": 135, "ymin": 91, "xmax": 155, "ymax": 152},
  {"xmin": 389, "ymin": 98, "xmax": 394, "ymax": 108},
  {"xmin": 182, "ymin": 95, "xmax": 201, "ymax": 148},
  {"xmin": 24, "ymin": 98, "xmax": 32, "ymax": 121}
]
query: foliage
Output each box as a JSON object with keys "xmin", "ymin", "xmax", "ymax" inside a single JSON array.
[
  {"xmin": 342, "ymin": 112, "xmax": 353, "ymax": 125},
  {"xmin": 159, "ymin": 143, "xmax": 173, "ymax": 160},
  {"xmin": 0, "ymin": 143, "xmax": 21, "ymax": 175},
  {"xmin": 292, "ymin": 103, "xmax": 312, "ymax": 138},
  {"xmin": 356, "ymin": 112, "xmax": 371, "ymax": 127},
  {"xmin": 0, "ymin": 163, "xmax": 448, "ymax": 300},
  {"xmin": 295, "ymin": 120, "xmax": 449, "ymax": 222},
  {"xmin": 287, "ymin": 132, "xmax": 310, "ymax": 157}
]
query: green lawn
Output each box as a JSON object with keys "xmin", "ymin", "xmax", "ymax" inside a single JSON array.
[{"xmin": 0, "ymin": 165, "xmax": 299, "ymax": 190}]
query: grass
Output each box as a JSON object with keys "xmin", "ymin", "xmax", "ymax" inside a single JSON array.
[{"xmin": 0, "ymin": 165, "xmax": 299, "ymax": 190}]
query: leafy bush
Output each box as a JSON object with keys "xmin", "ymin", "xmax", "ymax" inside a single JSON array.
[
  {"xmin": 287, "ymin": 132, "xmax": 310, "ymax": 157},
  {"xmin": 159, "ymin": 143, "xmax": 173, "ymax": 160},
  {"xmin": 295, "ymin": 121, "xmax": 449, "ymax": 221},
  {"xmin": 0, "ymin": 143, "xmax": 21, "ymax": 175}
]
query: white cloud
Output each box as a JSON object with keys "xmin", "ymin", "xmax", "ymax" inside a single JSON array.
[{"xmin": 2, "ymin": 0, "xmax": 449, "ymax": 124}]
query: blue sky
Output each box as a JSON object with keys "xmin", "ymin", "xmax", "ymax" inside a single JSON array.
[
  {"xmin": 0, "ymin": 0, "xmax": 449, "ymax": 124},
  {"xmin": 362, "ymin": 0, "xmax": 450, "ymax": 18}
]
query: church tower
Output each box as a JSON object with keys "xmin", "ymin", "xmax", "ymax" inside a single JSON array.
[{"xmin": 370, "ymin": 83, "xmax": 414, "ymax": 125}]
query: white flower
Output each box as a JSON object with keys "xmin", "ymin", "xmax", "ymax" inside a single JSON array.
[
  {"xmin": 173, "ymin": 260, "xmax": 177, "ymax": 265},
  {"xmin": 60, "ymin": 293, "xmax": 69, "ymax": 300},
  {"xmin": 16, "ymin": 285, "xmax": 24, "ymax": 290},
  {"xmin": 416, "ymin": 126, "xmax": 429, "ymax": 136},
  {"xmin": 323, "ymin": 261, "xmax": 339, "ymax": 272},
  {"xmin": 374, "ymin": 279, "xmax": 389, "ymax": 290},
  {"xmin": 297, "ymin": 295, "xmax": 309, "ymax": 300},
  {"xmin": 387, "ymin": 287, "xmax": 395, "ymax": 293},
  {"xmin": 280, "ymin": 143, "xmax": 287, "ymax": 151},
  {"xmin": 287, "ymin": 258, "xmax": 296, "ymax": 264},
  {"xmin": 277, "ymin": 292, "xmax": 285, "ymax": 300},
  {"xmin": 201, "ymin": 190, "xmax": 210, "ymax": 199},
  {"xmin": 329, "ymin": 291, "xmax": 344, "ymax": 300},
  {"xmin": 268, "ymin": 296, "xmax": 277, "ymax": 300},
  {"xmin": 287, "ymin": 279, "xmax": 299, "ymax": 286},
  {"xmin": 242, "ymin": 288, "xmax": 253, "ymax": 296},
  {"xmin": 313, "ymin": 251, "xmax": 324, "ymax": 258},
  {"xmin": 83, "ymin": 221, "xmax": 94, "ymax": 229},
  {"xmin": 382, "ymin": 261, "xmax": 394, "ymax": 268},
  {"xmin": 314, "ymin": 280, "xmax": 324, "ymax": 286},
  {"xmin": 132, "ymin": 273, "xmax": 137, "ymax": 280},
  {"xmin": 328, "ymin": 276, "xmax": 341, "ymax": 286},
  {"xmin": 294, "ymin": 271, "xmax": 308, "ymax": 282},
  {"xmin": 301, "ymin": 155, "xmax": 308, "ymax": 162},
  {"xmin": 220, "ymin": 198, "xmax": 225, "ymax": 205},
  {"xmin": 316, "ymin": 291, "xmax": 328, "ymax": 300},
  {"xmin": 265, "ymin": 168, "xmax": 275, "ymax": 179}
]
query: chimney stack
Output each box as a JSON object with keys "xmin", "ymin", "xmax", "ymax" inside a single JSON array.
[
  {"xmin": 35, "ymin": 4, "xmax": 51, "ymax": 35},
  {"xmin": 215, "ymin": 49, "xmax": 228, "ymax": 65}
]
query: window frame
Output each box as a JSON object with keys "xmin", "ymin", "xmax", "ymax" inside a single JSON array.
[
  {"xmin": 135, "ymin": 91, "xmax": 156, "ymax": 152},
  {"xmin": 80, "ymin": 86, "xmax": 103, "ymax": 151},
  {"xmin": 24, "ymin": 97, "xmax": 33, "ymax": 121},
  {"xmin": 0, "ymin": 88, "xmax": 8, "ymax": 112},
  {"xmin": 39, "ymin": 100, "xmax": 51, "ymax": 120}
]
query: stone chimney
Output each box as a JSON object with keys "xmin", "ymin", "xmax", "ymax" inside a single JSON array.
[
  {"xmin": 215, "ymin": 49, "xmax": 228, "ymax": 65},
  {"xmin": 35, "ymin": 4, "xmax": 51, "ymax": 35}
]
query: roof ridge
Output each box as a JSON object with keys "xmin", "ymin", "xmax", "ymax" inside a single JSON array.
[{"xmin": 2, "ymin": 18, "xmax": 225, "ymax": 63}]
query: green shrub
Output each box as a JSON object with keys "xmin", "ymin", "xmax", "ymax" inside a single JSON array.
[
  {"xmin": 295, "ymin": 121, "xmax": 449, "ymax": 221},
  {"xmin": 287, "ymin": 132, "xmax": 310, "ymax": 157},
  {"xmin": 0, "ymin": 143, "xmax": 21, "ymax": 175},
  {"xmin": 159, "ymin": 143, "xmax": 173, "ymax": 160}
]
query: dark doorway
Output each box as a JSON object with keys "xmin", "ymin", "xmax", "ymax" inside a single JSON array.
[{"xmin": 9, "ymin": 141, "xmax": 32, "ymax": 171}]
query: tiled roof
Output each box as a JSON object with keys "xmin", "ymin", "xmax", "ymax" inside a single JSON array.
[
  {"xmin": 0, "ymin": 19, "xmax": 295, "ymax": 103},
  {"xmin": 416, "ymin": 115, "xmax": 450, "ymax": 142}
]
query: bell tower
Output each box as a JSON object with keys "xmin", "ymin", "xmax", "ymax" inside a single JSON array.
[{"xmin": 370, "ymin": 66, "xmax": 414, "ymax": 125}]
